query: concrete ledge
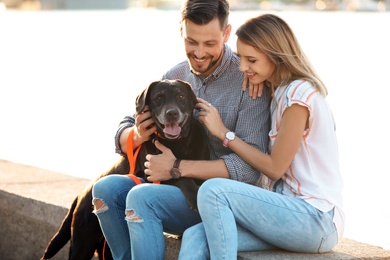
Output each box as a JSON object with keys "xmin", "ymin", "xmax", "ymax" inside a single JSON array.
[
  {"xmin": 0, "ymin": 190, "xmax": 71, "ymax": 260},
  {"xmin": 237, "ymin": 238, "xmax": 390, "ymax": 259},
  {"xmin": 161, "ymin": 234, "xmax": 390, "ymax": 260},
  {"xmin": 1, "ymin": 159, "xmax": 390, "ymax": 260},
  {"xmin": 0, "ymin": 159, "xmax": 92, "ymax": 260}
]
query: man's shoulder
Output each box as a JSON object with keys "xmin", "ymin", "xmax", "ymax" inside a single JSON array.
[
  {"xmin": 171, "ymin": 60, "xmax": 189, "ymax": 70},
  {"xmin": 223, "ymin": 45, "xmax": 240, "ymax": 68},
  {"xmin": 215, "ymin": 50, "xmax": 241, "ymax": 82},
  {"xmin": 163, "ymin": 60, "xmax": 190, "ymax": 79}
]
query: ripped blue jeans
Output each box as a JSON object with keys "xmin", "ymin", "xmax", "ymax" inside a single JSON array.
[{"xmin": 92, "ymin": 175, "xmax": 201, "ymax": 260}]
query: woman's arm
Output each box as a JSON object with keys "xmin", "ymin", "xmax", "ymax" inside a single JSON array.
[{"xmin": 197, "ymin": 98, "xmax": 309, "ymax": 181}]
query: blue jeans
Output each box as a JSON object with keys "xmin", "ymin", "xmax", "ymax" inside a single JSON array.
[
  {"xmin": 179, "ymin": 178, "xmax": 338, "ymax": 260},
  {"xmin": 92, "ymin": 175, "xmax": 201, "ymax": 260}
]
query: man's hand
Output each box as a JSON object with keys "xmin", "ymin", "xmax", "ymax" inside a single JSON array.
[
  {"xmin": 133, "ymin": 106, "xmax": 157, "ymax": 147},
  {"xmin": 242, "ymin": 74, "xmax": 264, "ymax": 99},
  {"xmin": 144, "ymin": 140, "xmax": 176, "ymax": 182},
  {"xmin": 119, "ymin": 106, "xmax": 157, "ymax": 153}
]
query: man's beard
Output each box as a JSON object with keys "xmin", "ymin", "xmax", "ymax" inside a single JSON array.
[
  {"xmin": 188, "ymin": 48, "xmax": 224, "ymax": 76},
  {"xmin": 190, "ymin": 57, "xmax": 218, "ymax": 75}
]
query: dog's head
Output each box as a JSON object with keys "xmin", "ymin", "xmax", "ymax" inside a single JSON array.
[{"xmin": 135, "ymin": 79, "xmax": 197, "ymax": 140}]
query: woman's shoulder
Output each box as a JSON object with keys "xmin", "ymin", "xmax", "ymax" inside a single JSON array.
[{"xmin": 285, "ymin": 80, "xmax": 319, "ymax": 103}]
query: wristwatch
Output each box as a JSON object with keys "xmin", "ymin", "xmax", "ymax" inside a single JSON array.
[
  {"xmin": 170, "ymin": 159, "xmax": 182, "ymax": 179},
  {"xmin": 223, "ymin": 131, "xmax": 236, "ymax": 147}
]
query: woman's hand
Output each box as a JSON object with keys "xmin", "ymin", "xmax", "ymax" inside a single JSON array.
[
  {"xmin": 196, "ymin": 98, "xmax": 228, "ymax": 141},
  {"xmin": 144, "ymin": 140, "xmax": 176, "ymax": 182},
  {"xmin": 242, "ymin": 74, "xmax": 264, "ymax": 99}
]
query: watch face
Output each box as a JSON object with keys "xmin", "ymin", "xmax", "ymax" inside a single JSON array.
[
  {"xmin": 226, "ymin": 132, "xmax": 235, "ymax": 140},
  {"xmin": 170, "ymin": 168, "xmax": 181, "ymax": 179}
]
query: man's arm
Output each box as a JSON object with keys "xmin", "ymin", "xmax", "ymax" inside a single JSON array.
[
  {"xmin": 114, "ymin": 116, "xmax": 135, "ymax": 156},
  {"xmin": 144, "ymin": 140, "xmax": 230, "ymax": 182}
]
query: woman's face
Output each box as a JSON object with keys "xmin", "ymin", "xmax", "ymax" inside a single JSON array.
[{"xmin": 237, "ymin": 39, "xmax": 275, "ymax": 86}]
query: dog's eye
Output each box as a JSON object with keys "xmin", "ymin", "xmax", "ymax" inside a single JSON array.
[
  {"xmin": 154, "ymin": 95, "xmax": 164, "ymax": 101},
  {"xmin": 178, "ymin": 94, "xmax": 185, "ymax": 100}
]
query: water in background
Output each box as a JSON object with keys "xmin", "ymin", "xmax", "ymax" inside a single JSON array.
[{"xmin": 0, "ymin": 8, "xmax": 389, "ymax": 250}]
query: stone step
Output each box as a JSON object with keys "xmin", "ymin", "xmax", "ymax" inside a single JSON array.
[
  {"xmin": 164, "ymin": 234, "xmax": 390, "ymax": 260},
  {"xmin": 1, "ymin": 159, "xmax": 389, "ymax": 260}
]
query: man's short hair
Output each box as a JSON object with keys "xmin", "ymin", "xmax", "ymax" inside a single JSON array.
[{"xmin": 181, "ymin": 0, "xmax": 229, "ymax": 30}]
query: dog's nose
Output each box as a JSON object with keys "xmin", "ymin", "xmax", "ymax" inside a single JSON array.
[{"xmin": 166, "ymin": 108, "xmax": 179, "ymax": 120}]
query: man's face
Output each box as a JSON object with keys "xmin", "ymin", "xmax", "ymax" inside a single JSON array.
[{"xmin": 181, "ymin": 18, "xmax": 231, "ymax": 77}]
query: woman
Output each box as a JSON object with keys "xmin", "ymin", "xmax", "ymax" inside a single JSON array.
[{"xmin": 178, "ymin": 13, "xmax": 344, "ymax": 259}]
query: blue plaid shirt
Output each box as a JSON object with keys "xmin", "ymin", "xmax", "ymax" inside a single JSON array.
[{"xmin": 115, "ymin": 45, "xmax": 270, "ymax": 185}]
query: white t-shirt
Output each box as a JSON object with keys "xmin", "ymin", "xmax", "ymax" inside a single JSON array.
[{"xmin": 269, "ymin": 79, "xmax": 345, "ymax": 239}]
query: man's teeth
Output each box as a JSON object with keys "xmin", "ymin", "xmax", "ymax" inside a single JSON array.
[{"xmin": 195, "ymin": 58, "xmax": 205, "ymax": 62}]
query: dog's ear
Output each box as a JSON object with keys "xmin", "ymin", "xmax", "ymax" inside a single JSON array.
[
  {"xmin": 176, "ymin": 80, "xmax": 197, "ymax": 107},
  {"xmin": 135, "ymin": 81, "xmax": 160, "ymax": 113}
]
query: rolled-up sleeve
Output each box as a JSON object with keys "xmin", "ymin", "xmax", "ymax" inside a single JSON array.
[{"xmin": 114, "ymin": 115, "xmax": 135, "ymax": 156}]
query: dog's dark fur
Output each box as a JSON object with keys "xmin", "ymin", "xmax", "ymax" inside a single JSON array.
[{"xmin": 41, "ymin": 79, "xmax": 209, "ymax": 260}]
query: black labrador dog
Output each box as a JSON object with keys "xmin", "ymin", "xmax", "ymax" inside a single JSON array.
[{"xmin": 41, "ymin": 79, "xmax": 209, "ymax": 260}]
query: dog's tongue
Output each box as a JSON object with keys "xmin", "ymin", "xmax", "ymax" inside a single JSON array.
[{"xmin": 163, "ymin": 124, "xmax": 181, "ymax": 136}]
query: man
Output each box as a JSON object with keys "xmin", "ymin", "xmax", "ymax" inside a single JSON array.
[{"xmin": 92, "ymin": 0, "xmax": 270, "ymax": 259}]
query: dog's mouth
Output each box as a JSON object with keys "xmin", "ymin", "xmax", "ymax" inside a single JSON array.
[
  {"xmin": 156, "ymin": 114, "xmax": 189, "ymax": 140},
  {"xmin": 163, "ymin": 123, "xmax": 182, "ymax": 139}
]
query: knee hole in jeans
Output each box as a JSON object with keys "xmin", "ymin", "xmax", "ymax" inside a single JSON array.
[
  {"xmin": 92, "ymin": 198, "xmax": 109, "ymax": 215},
  {"xmin": 125, "ymin": 209, "xmax": 143, "ymax": 223}
]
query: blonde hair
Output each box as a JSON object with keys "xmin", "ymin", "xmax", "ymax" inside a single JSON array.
[{"xmin": 236, "ymin": 14, "xmax": 328, "ymax": 96}]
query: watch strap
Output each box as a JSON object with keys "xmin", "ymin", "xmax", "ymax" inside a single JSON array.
[
  {"xmin": 223, "ymin": 138, "xmax": 229, "ymax": 147},
  {"xmin": 173, "ymin": 159, "xmax": 181, "ymax": 169},
  {"xmin": 170, "ymin": 159, "xmax": 182, "ymax": 179}
]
